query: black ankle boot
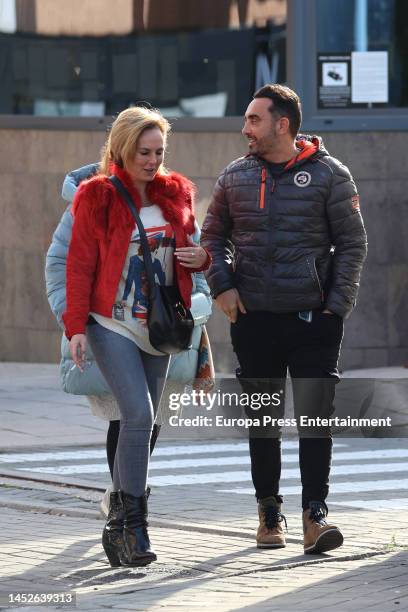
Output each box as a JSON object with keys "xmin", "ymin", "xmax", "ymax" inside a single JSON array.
[
  {"xmin": 121, "ymin": 490, "xmax": 157, "ymax": 566},
  {"xmin": 102, "ymin": 491, "xmax": 127, "ymax": 567}
]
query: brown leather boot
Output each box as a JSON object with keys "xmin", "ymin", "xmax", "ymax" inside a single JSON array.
[
  {"xmin": 303, "ymin": 501, "xmax": 343, "ymax": 554},
  {"xmin": 256, "ymin": 496, "xmax": 287, "ymax": 549}
]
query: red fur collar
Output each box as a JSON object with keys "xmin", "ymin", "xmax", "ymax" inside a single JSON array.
[{"xmin": 73, "ymin": 163, "xmax": 196, "ymax": 236}]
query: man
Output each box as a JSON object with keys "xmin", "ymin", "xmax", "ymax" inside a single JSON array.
[{"xmin": 201, "ymin": 84, "xmax": 367, "ymax": 554}]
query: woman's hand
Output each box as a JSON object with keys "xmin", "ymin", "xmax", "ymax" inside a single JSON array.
[
  {"xmin": 175, "ymin": 235, "xmax": 208, "ymax": 269},
  {"xmin": 70, "ymin": 334, "xmax": 87, "ymax": 371}
]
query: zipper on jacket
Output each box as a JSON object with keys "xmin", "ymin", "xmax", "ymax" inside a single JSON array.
[
  {"xmin": 306, "ymin": 256, "xmax": 324, "ymax": 302},
  {"xmin": 259, "ymin": 167, "xmax": 267, "ymax": 209},
  {"xmin": 312, "ymin": 258, "xmax": 324, "ymax": 302}
]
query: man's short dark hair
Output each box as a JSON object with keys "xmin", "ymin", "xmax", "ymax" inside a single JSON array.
[{"xmin": 253, "ymin": 84, "xmax": 302, "ymax": 137}]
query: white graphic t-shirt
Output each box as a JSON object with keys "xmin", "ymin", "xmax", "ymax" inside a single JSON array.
[{"xmin": 91, "ymin": 204, "xmax": 175, "ymax": 355}]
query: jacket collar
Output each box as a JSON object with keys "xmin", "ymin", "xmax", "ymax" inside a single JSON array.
[
  {"xmin": 111, "ymin": 163, "xmax": 196, "ymax": 232},
  {"xmin": 284, "ymin": 136, "xmax": 321, "ymax": 170},
  {"xmin": 247, "ymin": 134, "xmax": 327, "ymax": 173}
]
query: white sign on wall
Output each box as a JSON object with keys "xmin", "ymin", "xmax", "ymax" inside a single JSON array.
[
  {"xmin": 351, "ymin": 51, "xmax": 388, "ymax": 104},
  {"xmin": 0, "ymin": 0, "xmax": 16, "ymax": 33}
]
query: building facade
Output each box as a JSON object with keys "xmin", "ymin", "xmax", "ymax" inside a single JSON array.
[{"xmin": 0, "ymin": 0, "xmax": 407, "ymax": 370}]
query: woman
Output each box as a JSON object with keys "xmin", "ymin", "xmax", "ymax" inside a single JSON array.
[
  {"xmin": 63, "ymin": 106, "xmax": 210, "ymax": 567},
  {"xmin": 45, "ymin": 162, "xmax": 211, "ymax": 517}
]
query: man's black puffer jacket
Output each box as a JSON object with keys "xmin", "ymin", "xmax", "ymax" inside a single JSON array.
[{"xmin": 201, "ymin": 135, "xmax": 367, "ymax": 319}]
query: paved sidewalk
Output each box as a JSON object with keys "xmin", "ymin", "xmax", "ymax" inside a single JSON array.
[
  {"xmin": 0, "ymin": 363, "xmax": 407, "ymax": 610},
  {"xmin": 0, "ymin": 363, "xmax": 106, "ymax": 449},
  {"xmin": 0, "ymin": 502, "xmax": 406, "ymax": 611}
]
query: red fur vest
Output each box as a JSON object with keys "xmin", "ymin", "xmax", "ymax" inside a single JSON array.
[{"xmin": 63, "ymin": 164, "xmax": 209, "ymax": 339}]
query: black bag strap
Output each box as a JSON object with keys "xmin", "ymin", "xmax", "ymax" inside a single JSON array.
[{"xmin": 108, "ymin": 175, "xmax": 156, "ymax": 299}]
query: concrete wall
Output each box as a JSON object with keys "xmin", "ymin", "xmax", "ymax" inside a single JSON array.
[{"xmin": 0, "ymin": 129, "xmax": 407, "ymax": 371}]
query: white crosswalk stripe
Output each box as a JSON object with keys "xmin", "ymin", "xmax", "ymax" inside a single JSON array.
[
  {"xmin": 0, "ymin": 441, "xmax": 325, "ymax": 463},
  {"xmin": 219, "ymin": 479, "xmax": 408, "ymax": 497},
  {"xmin": 332, "ymin": 498, "xmax": 408, "ymax": 511},
  {"xmin": 0, "ymin": 442, "xmax": 249, "ymax": 463},
  {"xmin": 9, "ymin": 448, "xmax": 408, "ymax": 474},
  {"xmin": 17, "ymin": 459, "xmax": 408, "ymax": 481}
]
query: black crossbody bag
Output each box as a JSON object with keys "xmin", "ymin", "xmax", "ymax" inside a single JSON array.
[{"xmin": 109, "ymin": 176, "xmax": 194, "ymax": 355}]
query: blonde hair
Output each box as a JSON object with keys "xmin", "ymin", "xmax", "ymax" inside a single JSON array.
[{"xmin": 100, "ymin": 106, "xmax": 171, "ymax": 175}]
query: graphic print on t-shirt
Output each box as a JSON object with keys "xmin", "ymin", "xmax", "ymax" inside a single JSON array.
[
  {"xmin": 91, "ymin": 205, "xmax": 175, "ymax": 355},
  {"xmin": 119, "ymin": 214, "xmax": 175, "ymax": 322}
]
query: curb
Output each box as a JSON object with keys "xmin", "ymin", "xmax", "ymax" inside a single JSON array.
[
  {"xmin": 0, "ymin": 469, "xmax": 105, "ymax": 491},
  {"xmin": 226, "ymin": 548, "xmax": 394, "ymax": 576},
  {"xmin": 0, "ymin": 496, "xmax": 303, "ymax": 542},
  {"xmin": 0, "ymin": 498, "xmax": 101, "ymax": 519}
]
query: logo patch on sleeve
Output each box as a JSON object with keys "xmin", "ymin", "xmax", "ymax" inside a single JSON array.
[
  {"xmin": 351, "ymin": 195, "xmax": 360, "ymax": 211},
  {"xmin": 294, "ymin": 171, "xmax": 311, "ymax": 187}
]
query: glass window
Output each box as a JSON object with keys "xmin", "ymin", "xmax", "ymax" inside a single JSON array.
[
  {"xmin": 317, "ymin": 0, "xmax": 408, "ymax": 108},
  {"xmin": 0, "ymin": 22, "xmax": 286, "ymax": 118}
]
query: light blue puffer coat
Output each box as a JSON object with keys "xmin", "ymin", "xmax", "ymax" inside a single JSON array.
[{"xmin": 45, "ymin": 163, "xmax": 212, "ymax": 398}]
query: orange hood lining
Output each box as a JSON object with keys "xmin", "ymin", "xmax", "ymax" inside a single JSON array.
[{"xmin": 284, "ymin": 138, "xmax": 319, "ymax": 170}]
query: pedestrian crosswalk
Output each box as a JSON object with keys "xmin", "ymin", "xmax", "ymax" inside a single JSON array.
[{"xmin": 0, "ymin": 440, "xmax": 407, "ymax": 511}]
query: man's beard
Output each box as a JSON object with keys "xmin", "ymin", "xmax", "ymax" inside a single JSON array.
[{"xmin": 253, "ymin": 135, "xmax": 277, "ymax": 157}]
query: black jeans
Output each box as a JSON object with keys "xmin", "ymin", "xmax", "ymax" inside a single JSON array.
[{"xmin": 230, "ymin": 310, "xmax": 344, "ymax": 510}]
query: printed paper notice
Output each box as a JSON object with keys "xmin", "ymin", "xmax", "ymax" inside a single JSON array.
[{"xmin": 351, "ymin": 51, "xmax": 388, "ymax": 103}]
